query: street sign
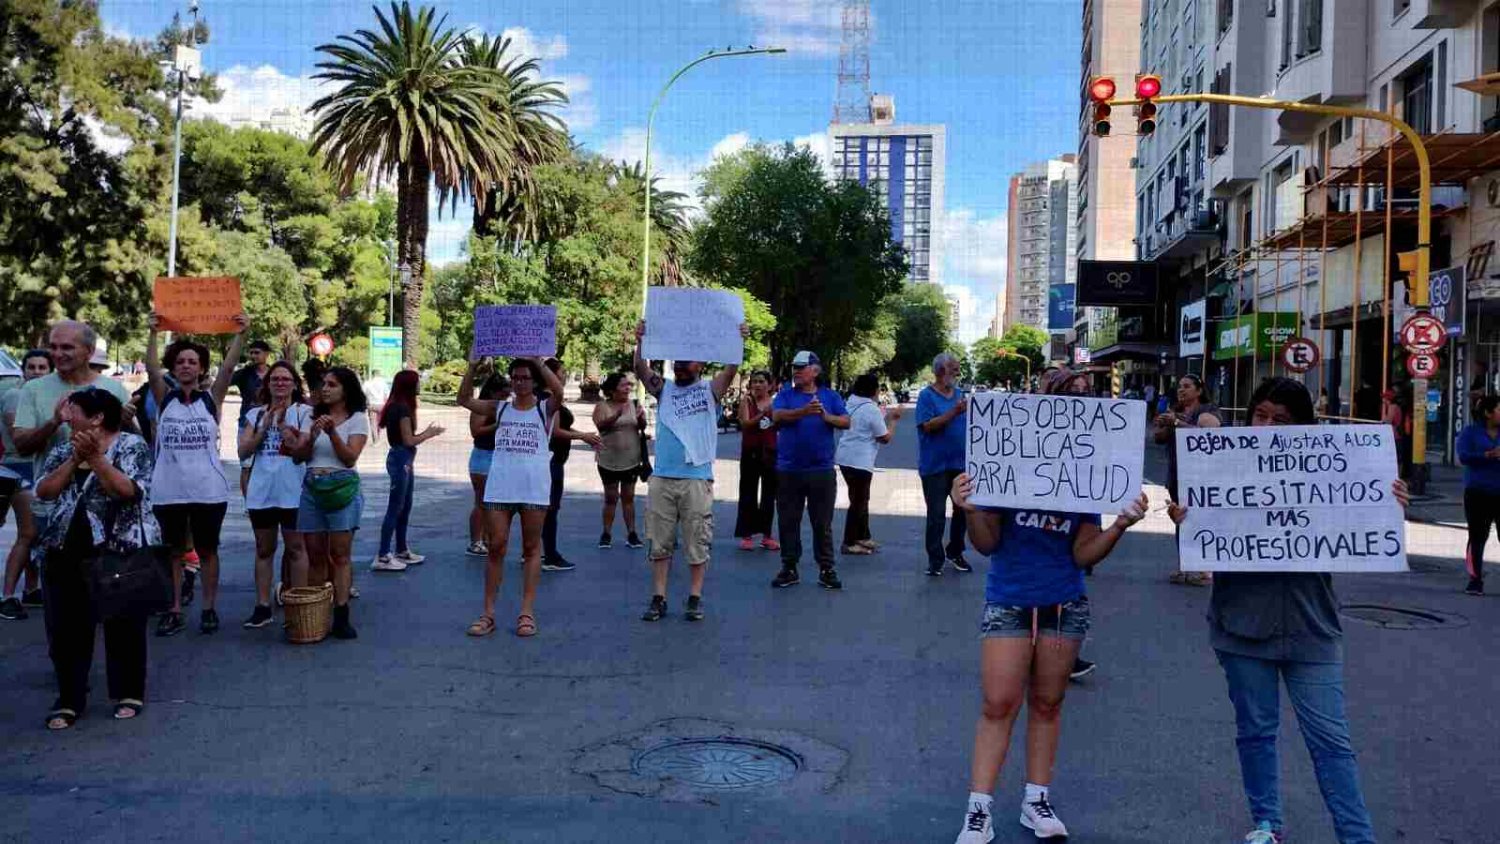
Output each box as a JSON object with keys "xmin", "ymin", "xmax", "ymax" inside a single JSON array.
[
  {"xmin": 1280, "ymin": 336, "xmax": 1320, "ymax": 374},
  {"xmin": 1399, "ymin": 314, "xmax": 1446, "ymax": 354},
  {"xmin": 308, "ymin": 333, "xmax": 335, "ymax": 358},
  {"xmin": 1406, "ymin": 352, "xmax": 1439, "ymax": 379},
  {"xmin": 369, "ymin": 326, "xmax": 403, "ymax": 379}
]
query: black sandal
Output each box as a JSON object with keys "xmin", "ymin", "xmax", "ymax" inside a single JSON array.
[
  {"xmin": 45, "ymin": 708, "xmax": 78, "ymax": 731},
  {"xmin": 113, "ymin": 699, "xmax": 144, "ymax": 720}
]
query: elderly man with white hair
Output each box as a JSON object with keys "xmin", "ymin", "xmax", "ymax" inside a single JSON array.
[
  {"xmin": 11, "ymin": 321, "xmax": 133, "ymax": 484},
  {"xmin": 916, "ymin": 352, "xmax": 970, "ymax": 577}
]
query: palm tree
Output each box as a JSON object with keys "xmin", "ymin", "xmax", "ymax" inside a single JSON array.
[
  {"xmin": 460, "ymin": 33, "xmax": 569, "ymax": 249},
  {"xmin": 616, "ymin": 160, "xmax": 691, "ymax": 285},
  {"xmin": 308, "ymin": 2, "xmax": 517, "ymax": 367}
]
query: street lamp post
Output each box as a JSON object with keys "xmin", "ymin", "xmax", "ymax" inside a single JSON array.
[
  {"xmin": 997, "ymin": 350, "xmax": 1032, "ymax": 392},
  {"xmin": 638, "ymin": 46, "xmax": 786, "ymax": 314},
  {"xmin": 164, "ymin": 1, "xmax": 201, "ymax": 278}
]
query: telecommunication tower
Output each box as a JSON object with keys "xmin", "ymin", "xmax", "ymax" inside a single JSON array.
[{"xmin": 832, "ymin": 0, "xmax": 872, "ymax": 124}]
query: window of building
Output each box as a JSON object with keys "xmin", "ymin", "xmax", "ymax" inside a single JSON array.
[
  {"xmin": 1399, "ymin": 55, "xmax": 1434, "ymax": 134},
  {"xmin": 1298, "ymin": 0, "xmax": 1323, "ymax": 56},
  {"xmin": 1280, "ymin": 0, "xmax": 1294, "ymax": 70},
  {"xmin": 1218, "ymin": 0, "xmax": 1233, "ymax": 35},
  {"xmin": 1394, "ymin": 0, "xmax": 1410, "ymax": 20},
  {"xmin": 1209, "ymin": 64, "xmax": 1231, "ymax": 156}
]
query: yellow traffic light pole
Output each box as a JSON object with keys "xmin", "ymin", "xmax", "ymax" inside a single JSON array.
[
  {"xmin": 1108, "ymin": 91, "xmax": 1434, "ymax": 487},
  {"xmin": 997, "ymin": 349, "xmax": 1032, "ymax": 391}
]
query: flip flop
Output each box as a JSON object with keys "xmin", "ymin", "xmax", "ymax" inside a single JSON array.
[
  {"xmin": 45, "ymin": 708, "xmax": 78, "ymax": 731},
  {"xmin": 515, "ymin": 614, "xmax": 537, "ymax": 638},
  {"xmin": 113, "ymin": 699, "xmax": 143, "ymax": 720},
  {"xmin": 466, "ymin": 615, "xmax": 496, "ymax": 637}
]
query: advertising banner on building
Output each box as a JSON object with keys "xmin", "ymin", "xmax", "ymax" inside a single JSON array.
[
  {"xmin": 1077, "ymin": 260, "xmax": 1159, "ymax": 307},
  {"xmin": 1048, "ymin": 284, "xmax": 1076, "ymax": 331},
  {"xmin": 1213, "ymin": 312, "xmax": 1299, "ymax": 361},
  {"xmin": 1179, "ymin": 299, "xmax": 1206, "ymax": 357}
]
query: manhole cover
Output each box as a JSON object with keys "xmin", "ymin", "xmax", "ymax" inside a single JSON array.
[
  {"xmin": 632, "ymin": 738, "xmax": 800, "ymax": 790},
  {"xmin": 1340, "ymin": 604, "xmax": 1466, "ymax": 630}
]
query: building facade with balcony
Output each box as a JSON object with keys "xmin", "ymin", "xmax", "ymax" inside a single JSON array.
[
  {"xmin": 1075, "ymin": 0, "xmax": 1143, "ymax": 373},
  {"xmin": 1002, "ymin": 157, "xmax": 1077, "ymax": 335}
]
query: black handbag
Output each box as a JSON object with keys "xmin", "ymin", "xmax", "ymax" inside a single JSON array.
[
  {"xmin": 635, "ymin": 400, "xmax": 653, "ymax": 481},
  {"xmin": 84, "ymin": 492, "xmax": 173, "ymax": 621}
]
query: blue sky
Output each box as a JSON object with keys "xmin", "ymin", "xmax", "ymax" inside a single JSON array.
[{"xmin": 101, "ymin": 0, "xmax": 1080, "ymax": 343}]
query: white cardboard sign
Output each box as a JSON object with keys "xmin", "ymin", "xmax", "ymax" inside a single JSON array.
[
  {"xmin": 473, "ymin": 305, "xmax": 557, "ymax": 358},
  {"xmin": 1175, "ymin": 424, "xmax": 1407, "ymax": 573},
  {"xmin": 642, "ymin": 288, "xmax": 745, "ymax": 365},
  {"xmin": 965, "ymin": 392, "xmax": 1147, "ymax": 513}
]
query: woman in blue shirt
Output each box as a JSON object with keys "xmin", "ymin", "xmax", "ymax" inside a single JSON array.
[
  {"xmin": 947, "ymin": 369, "xmax": 1150, "ymax": 843},
  {"xmin": 1457, "ymin": 394, "xmax": 1500, "ymax": 595}
]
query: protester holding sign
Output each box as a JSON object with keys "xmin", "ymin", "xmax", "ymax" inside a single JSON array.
[
  {"xmin": 633, "ymin": 319, "xmax": 746, "ymax": 623},
  {"xmin": 1456, "ymin": 395, "xmax": 1500, "ymax": 596},
  {"xmin": 946, "ymin": 368, "xmax": 1149, "ymax": 844},
  {"xmin": 1152, "ymin": 374, "xmax": 1221, "ymax": 587},
  {"xmin": 1168, "ymin": 377, "xmax": 1409, "ymax": 844},
  {"xmin": 144, "ymin": 311, "xmax": 249, "ymax": 637},
  {"xmin": 456, "ymin": 355, "xmax": 566, "ymax": 638}
]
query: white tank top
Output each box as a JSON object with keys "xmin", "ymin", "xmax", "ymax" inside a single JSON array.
[
  {"xmin": 150, "ymin": 390, "xmax": 229, "ymax": 505},
  {"xmin": 482, "ymin": 399, "xmax": 553, "ymax": 506}
]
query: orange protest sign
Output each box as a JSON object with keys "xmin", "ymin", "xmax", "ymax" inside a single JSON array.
[{"xmin": 153, "ymin": 277, "xmax": 244, "ymax": 334}]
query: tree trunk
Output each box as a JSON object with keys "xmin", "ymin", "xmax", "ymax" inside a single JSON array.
[{"xmin": 397, "ymin": 156, "xmax": 431, "ymax": 369}]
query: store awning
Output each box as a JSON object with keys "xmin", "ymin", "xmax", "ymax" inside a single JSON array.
[
  {"xmin": 1090, "ymin": 342, "xmax": 1172, "ymax": 363},
  {"xmin": 1304, "ymin": 300, "xmax": 1390, "ymax": 330},
  {"xmin": 1324, "ymin": 132, "xmax": 1500, "ymax": 190}
]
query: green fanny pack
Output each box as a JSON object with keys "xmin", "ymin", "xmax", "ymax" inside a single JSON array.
[{"xmin": 306, "ymin": 472, "xmax": 360, "ymax": 512}]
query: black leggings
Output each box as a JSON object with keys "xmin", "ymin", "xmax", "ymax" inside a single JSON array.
[{"xmin": 1464, "ymin": 488, "xmax": 1500, "ymax": 583}]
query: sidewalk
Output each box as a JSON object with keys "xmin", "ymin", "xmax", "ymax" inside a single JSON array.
[{"xmin": 1405, "ymin": 462, "xmax": 1468, "ymax": 528}]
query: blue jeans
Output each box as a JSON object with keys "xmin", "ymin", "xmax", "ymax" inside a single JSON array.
[
  {"xmin": 1216, "ymin": 651, "xmax": 1376, "ymax": 844},
  {"xmin": 379, "ymin": 446, "xmax": 415, "ymax": 556}
]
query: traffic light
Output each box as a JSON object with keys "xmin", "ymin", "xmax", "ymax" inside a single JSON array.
[
  {"xmin": 1135, "ymin": 73, "xmax": 1161, "ymax": 137},
  {"xmin": 1088, "ymin": 76, "xmax": 1115, "ymax": 137}
]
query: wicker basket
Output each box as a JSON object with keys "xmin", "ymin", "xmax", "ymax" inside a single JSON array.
[{"xmin": 283, "ymin": 583, "xmax": 333, "ymax": 644}]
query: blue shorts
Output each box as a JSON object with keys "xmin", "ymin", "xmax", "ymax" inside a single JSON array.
[
  {"xmin": 297, "ymin": 472, "xmax": 364, "ymax": 533},
  {"xmin": 980, "ymin": 597, "xmax": 1091, "ymax": 641},
  {"xmin": 0, "ymin": 462, "xmax": 32, "ymax": 487},
  {"xmin": 468, "ymin": 446, "xmax": 493, "ymax": 476}
]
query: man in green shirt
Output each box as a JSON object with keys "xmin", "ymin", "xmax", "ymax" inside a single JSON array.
[{"xmin": 12, "ymin": 320, "xmax": 132, "ymax": 482}]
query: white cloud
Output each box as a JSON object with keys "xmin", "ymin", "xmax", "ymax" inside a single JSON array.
[
  {"xmin": 711, "ymin": 132, "xmax": 751, "ymax": 160},
  {"xmin": 792, "ymin": 130, "xmax": 832, "ymax": 174},
  {"xmin": 558, "ymin": 74, "xmax": 597, "ymax": 131},
  {"xmin": 193, "ymin": 64, "xmax": 326, "ymax": 137},
  {"xmin": 737, "ymin": 0, "xmax": 843, "ymax": 56},
  {"xmin": 499, "ymin": 26, "xmax": 569, "ymax": 61},
  {"xmin": 943, "ymin": 285, "xmax": 996, "ymax": 347}
]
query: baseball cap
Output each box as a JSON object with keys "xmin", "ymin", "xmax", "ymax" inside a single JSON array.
[
  {"xmin": 248, "ymin": 340, "xmax": 272, "ymax": 353},
  {"xmin": 792, "ymin": 351, "xmax": 820, "ymax": 369}
]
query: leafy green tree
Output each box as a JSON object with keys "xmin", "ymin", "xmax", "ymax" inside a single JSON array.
[
  {"xmin": 690, "ymin": 143, "xmax": 908, "ymax": 374},
  {"xmin": 310, "ymin": 1, "xmax": 526, "ymax": 367},
  {"xmin": 972, "ymin": 325, "xmax": 1047, "ymax": 388},
  {"xmin": 0, "ymin": 0, "xmax": 174, "ymax": 346},
  {"xmin": 884, "ymin": 282, "xmax": 952, "ymax": 385}
]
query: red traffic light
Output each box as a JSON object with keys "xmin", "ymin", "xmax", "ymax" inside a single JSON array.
[
  {"xmin": 1135, "ymin": 74, "xmax": 1162, "ymax": 99},
  {"xmin": 1089, "ymin": 76, "xmax": 1116, "ymax": 103}
]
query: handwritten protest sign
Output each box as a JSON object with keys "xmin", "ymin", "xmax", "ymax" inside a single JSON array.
[
  {"xmin": 154, "ymin": 277, "xmax": 243, "ymax": 334},
  {"xmin": 642, "ymin": 288, "xmax": 745, "ymax": 365},
  {"xmin": 473, "ymin": 305, "xmax": 557, "ymax": 358},
  {"xmin": 1175, "ymin": 424, "xmax": 1406, "ymax": 573},
  {"xmin": 965, "ymin": 393, "xmax": 1146, "ymax": 513}
]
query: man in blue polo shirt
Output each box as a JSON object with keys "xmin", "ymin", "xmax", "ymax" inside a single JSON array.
[
  {"xmin": 770, "ymin": 351, "xmax": 850, "ymax": 589},
  {"xmin": 916, "ymin": 352, "xmax": 970, "ymax": 576}
]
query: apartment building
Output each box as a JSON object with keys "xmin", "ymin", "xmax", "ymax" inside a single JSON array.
[
  {"xmin": 1133, "ymin": 0, "xmax": 1500, "ymax": 463},
  {"xmin": 1002, "ymin": 157, "xmax": 1077, "ymax": 335}
]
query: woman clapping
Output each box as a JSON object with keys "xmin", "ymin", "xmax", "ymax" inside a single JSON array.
[{"xmin": 236, "ymin": 361, "xmax": 311, "ymax": 627}]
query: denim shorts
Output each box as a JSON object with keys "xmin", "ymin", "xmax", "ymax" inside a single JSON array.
[
  {"xmin": 482, "ymin": 502, "xmax": 548, "ymax": 514},
  {"xmin": 468, "ymin": 446, "xmax": 493, "ymax": 476},
  {"xmin": 980, "ymin": 597, "xmax": 1091, "ymax": 641},
  {"xmin": 296, "ymin": 471, "xmax": 364, "ymax": 533}
]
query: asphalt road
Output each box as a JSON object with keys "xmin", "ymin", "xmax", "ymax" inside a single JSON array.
[{"xmin": 0, "ymin": 403, "xmax": 1492, "ymax": 843}]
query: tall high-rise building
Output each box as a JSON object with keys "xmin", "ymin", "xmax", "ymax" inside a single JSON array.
[
  {"xmin": 830, "ymin": 95, "xmax": 947, "ymax": 285},
  {"xmin": 1002, "ymin": 157, "xmax": 1077, "ymax": 335},
  {"xmin": 1074, "ymin": 0, "xmax": 1141, "ymax": 364},
  {"xmin": 946, "ymin": 294, "xmax": 962, "ymax": 341}
]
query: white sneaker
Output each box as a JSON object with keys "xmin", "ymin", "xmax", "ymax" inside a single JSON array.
[
  {"xmin": 465, "ymin": 541, "xmax": 487, "ymax": 556},
  {"xmin": 370, "ymin": 555, "xmax": 407, "ymax": 572},
  {"xmin": 1020, "ymin": 795, "xmax": 1068, "ymax": 838},
  {"xmin": 395, "ymin": 550, "xmax": 425, "ymax": 565},
  {"xmin": 955, "ymin": 799, "xmax": 994, "ymax": 844}
]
